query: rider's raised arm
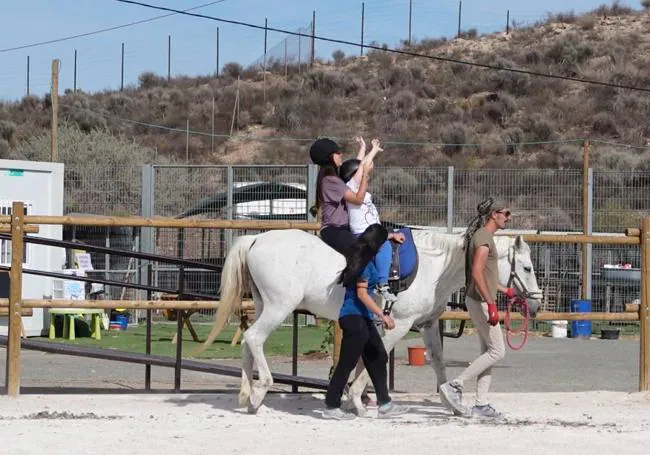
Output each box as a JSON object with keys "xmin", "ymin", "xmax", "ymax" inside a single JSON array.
[
  {"xmin": 355, "ymin": 136, "xmax": 366, "ymax": 161},
  {"xmin": 343, "ymin": 168, "xmax": 370, "ymax": 205},
  {"xmin": 352, "ymin": 138, "xmax": 381, "ymax": 185}
]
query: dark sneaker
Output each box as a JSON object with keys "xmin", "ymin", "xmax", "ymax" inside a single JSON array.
[
  {"xmin": 439, "ymin": 382, "xmax": 469, "ymax": 416},
  {"xmin": 377, "ymin": 401, "xmax": 409, "ymax": 418},
  {"xmin": 472, "ymin": 404, "xmax": 503, "ymax": 418},
  {"xmin": 322, "ymin": 407, "xmax": 356, "ymax": 420}
]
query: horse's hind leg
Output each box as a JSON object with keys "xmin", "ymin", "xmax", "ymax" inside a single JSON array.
[
  {"xmin": 243, "ymin": 299, "xmax": 294, "ymax": 413},
  {"xmin": 239, "ymin": 284, "xmax": 262, "ymax": 408},
  {"xmin": 239, "ymin": 340, "xmax": 255, "ymax": 407}
]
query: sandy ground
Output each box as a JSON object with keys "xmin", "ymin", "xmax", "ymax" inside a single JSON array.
[
  {"xmin": 1, "ymin": 391, "xmax": 650, "ymax": 454},
  {"xmin": 1, "ymin": 332, "xmax": 648, "ymax": 454}
]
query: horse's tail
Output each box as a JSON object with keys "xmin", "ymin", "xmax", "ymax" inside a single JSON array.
[{"xmin": 196, "ymin": 234, "xmax": 257, "ymax": 354}]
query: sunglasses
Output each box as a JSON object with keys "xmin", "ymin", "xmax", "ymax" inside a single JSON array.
[{"xmin": 496, "ymin": 210, "xmax": 511, "ymax": 218}]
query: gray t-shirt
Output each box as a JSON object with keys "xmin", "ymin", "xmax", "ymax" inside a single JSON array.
[
  {"xmin": 465, "ymin": 227, "xmax": 499, "ymax": 302},
  {"xmin": 321, "ymin": 175, "xmax": 349, "ymax": 228}
]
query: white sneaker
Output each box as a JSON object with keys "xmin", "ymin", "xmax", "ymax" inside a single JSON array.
[
  {"xmin": 439, "ymin": 382, "xmax": 470, "ymax": 417},
  {"xmin": 377, "ymin": 401, "xmax": 409, "ymax": 418},
  {"xmin": 472, "ymin": 404, "xmax": 503, "ymax": 418},
  {"xmin": 322, "ymin": 407, "xmax": 356, "ymax": 420}
]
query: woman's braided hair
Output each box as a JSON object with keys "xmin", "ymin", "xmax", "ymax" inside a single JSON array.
[{"xmin": 463, "ymin": 197, "xmax": 497, "ymax": 251}]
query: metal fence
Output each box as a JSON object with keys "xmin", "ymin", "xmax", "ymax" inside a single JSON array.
[{"xmin": 61, "ymin": 162, "xmax": 649, "ymax": 332}]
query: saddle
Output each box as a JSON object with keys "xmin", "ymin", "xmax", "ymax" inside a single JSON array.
[{"xmin": 387, "ymin": 226, "xmax": 419, "ymax": 295}]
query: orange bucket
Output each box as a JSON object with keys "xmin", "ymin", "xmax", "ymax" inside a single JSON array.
[{"xmin": 407, "ymin": 345, "xmax": 427, "ymax": 366}]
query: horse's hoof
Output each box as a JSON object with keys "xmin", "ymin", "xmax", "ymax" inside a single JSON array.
[{"xmin": 248, "ymin": 392, "xmax": 265, "ymax": 413}]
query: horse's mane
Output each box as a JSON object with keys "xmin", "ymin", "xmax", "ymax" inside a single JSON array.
[
  {"xmin": 410, "ymin": 227, "xmax": 520, "ymax": 259},
  {"xmin": 411, "ymin": 229, "xmax": 464, "ymax": 256}
]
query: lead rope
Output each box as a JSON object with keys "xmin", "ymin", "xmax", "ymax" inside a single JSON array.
[{"xmin": 504, "ymin": 296, "xmax": 529, "ymax": 351}]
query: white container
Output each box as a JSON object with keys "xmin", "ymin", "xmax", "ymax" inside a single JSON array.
[
  {"xmin": 551, "ymin": 320, "xmax": 568, "ymax": 338},
  {"xmin": 0, "ymin": 160, "xmax": 64, "ymax": 337}
]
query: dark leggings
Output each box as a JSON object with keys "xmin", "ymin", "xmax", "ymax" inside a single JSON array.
[
  {"xmin": 320, "ymin": 225, "xmax": 356, "ymax": 255},
  {"xmin": 325, "ymin": 315, "xmax": 391, "ymax": 408}
]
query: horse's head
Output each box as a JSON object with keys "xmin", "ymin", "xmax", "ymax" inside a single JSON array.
[{"xmin": 496, "ymin": 235, "xmax": 543, "ymax": 317}]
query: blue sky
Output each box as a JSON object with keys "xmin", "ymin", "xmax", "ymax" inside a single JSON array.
[{"xmin": 0, "ymin": 0, "xmax": 640, "ymax": 101}]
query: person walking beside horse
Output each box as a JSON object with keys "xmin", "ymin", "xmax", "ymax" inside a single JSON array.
[
  {"xmin": 322, "ymin": 223, "xmax": 410, "ymax": 420},
  {"xmin": 439, "ymin": 197, "xmax": 519, "ymax": 419}
]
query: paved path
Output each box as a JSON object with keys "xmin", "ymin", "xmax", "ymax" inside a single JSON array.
[{"xmin": 1, "ymin": 331, "xmax": 640, "ymax": 394}]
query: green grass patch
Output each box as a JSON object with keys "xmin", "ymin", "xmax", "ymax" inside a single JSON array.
[
  {"xmin": 41, "ymin": 323, "xmax": 330, "ymax": 360},
  {"xmin": 40, "ymin": 320, "xmax": 424, "ymax": 360}
]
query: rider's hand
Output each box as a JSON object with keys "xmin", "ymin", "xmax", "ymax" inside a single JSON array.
[
  {"xmin": 504, "ymin": 287, "xmax": 517, "ymax": 299},
  {"xmin": 390, "ymin": 232, "xmax": 405, "ymax": 244},
  {"xmin": 382, "ymin": 314, "xmax": 395, "ymax": 330},
  {"xmin": 487, "ymin": 302, "xmax": 499, "ymax": 326},
  {"xmin": 371, "ymin": 138, "xmax": 383, "ymax": 152},
  {"xmin": 355, "ymin": 136, "xmax": 366, "ymax": 149}
]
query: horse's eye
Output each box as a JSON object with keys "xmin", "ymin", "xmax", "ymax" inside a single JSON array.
[{"xmin": 524, "ymin": 266, "xmax": 532, "ymax": 273}]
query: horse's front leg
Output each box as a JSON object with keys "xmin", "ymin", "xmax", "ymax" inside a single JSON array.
[{"xmin": 421, "ymin": 318, "xmax": 448, "ymax": 387}]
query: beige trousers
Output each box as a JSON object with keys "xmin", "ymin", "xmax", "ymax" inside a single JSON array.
[{"xmin": 451, "ymin": 296, "xmax": 506, "ymax": 406}]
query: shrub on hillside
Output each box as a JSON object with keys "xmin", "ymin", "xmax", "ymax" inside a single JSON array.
[
  {"xmin": 332, "ymin": 50, "xmax": 346, "ymax": 65},
  {"xmin": 592, "ymin": 112, "xmax": 619, "ymax": 137},
  {"xmin": 138, "ymin": 72, "xmax": 164, "ymax": 89},
  {"xmin": 439, "ymin": 123, "xmax": 468, "ymax": 156},
  {"xmin": 0, "ymin": 139, "xmax": 10, "ymax": 159},
  {"xmin": 222, "ymin": 62, "xmax": 243, "ymax": 79},
  {"xmin": 0, "ymin": 120, "xmax": 16, "ymax": 142},
  {"xmin": 523, "ymin": 114, "xmax": 557, "ymax": 142},
  {"xmin": 12, "ymin": 122, "xmax": 157, "ymax": 165},
  {"xmin": 591, "ymin": 1, "xmax": 635, "ymax": 17}
]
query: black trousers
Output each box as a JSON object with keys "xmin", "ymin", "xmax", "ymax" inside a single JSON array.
[
  {"xmin": 325, "ymin": 315, "xmax": 391, "ymax": 408},
  {"xmin": 320, "ymin": 225, "xmax": 356, "ymax": 255}
]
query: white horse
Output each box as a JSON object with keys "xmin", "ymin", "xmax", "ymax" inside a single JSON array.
[{"xmin": 201, "ymin": 227, "xmax": 543, "ymax": 415}]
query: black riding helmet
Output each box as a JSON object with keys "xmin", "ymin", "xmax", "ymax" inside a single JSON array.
[
  {"xmin": 309, "ymin": 138, "xmax": 341, "ymax": 166},
  {"xmin": 340, "ymin": 158, "xmax": 361, "ymax": 183}
]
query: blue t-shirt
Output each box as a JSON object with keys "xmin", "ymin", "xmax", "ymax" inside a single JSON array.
[{"xmin": 339, "ymin": 262, "xmax": 379, "ymax": 320}]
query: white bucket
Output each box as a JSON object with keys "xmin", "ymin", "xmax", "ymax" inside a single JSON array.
[{"xmin": 551, "ymin": 320, "xmax": 568, "ymax": 338}]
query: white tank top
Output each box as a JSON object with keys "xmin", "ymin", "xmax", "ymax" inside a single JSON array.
[{"xmin": 346, "ymin": 178, "xmax": 381, "ymax": 234}]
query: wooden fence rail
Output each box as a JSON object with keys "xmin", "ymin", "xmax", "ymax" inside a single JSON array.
[
  {"xmin": 2, "ymin": 201, "xmax": 650, "ymax": 396},
  {"xmin": 0, "ymin": 299, "xmax": 640, "ymax": 321}
]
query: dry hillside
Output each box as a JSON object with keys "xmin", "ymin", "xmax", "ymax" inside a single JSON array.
[{"xmin": 1, "ymin": 2, "xmax": 649, "ymax": 169}]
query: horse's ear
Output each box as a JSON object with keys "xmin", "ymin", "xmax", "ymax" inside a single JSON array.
[{"xmin": 515, "ymin": 235, "xmax": 523, "ymax": 250}]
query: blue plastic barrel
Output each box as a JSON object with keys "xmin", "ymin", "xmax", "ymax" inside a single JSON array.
[
  {"xmin": 570, "ymin": 299, "xmax": 592, "ymax": 338},
  {"xmin": 114, "ymin": 314, "xmax": 129, "ymax": 330}
]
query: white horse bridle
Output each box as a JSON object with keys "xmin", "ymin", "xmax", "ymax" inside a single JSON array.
[{"xmin": 507, "ymin": 245, "xmax": 543, "ymax": 301}]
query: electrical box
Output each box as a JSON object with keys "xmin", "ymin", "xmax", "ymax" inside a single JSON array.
[{"xmin": 0, "ymin": 159, "xmax": 64, "ymax": 337}]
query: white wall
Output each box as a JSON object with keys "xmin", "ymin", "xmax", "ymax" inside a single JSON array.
[{"xmin": 0, "ymin": 160, "xmax": 64, "ymax": 337}]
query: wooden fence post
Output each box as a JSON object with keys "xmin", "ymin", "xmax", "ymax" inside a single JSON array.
[
  {"xmin": 5, "ymin": 201, "xmax": 24, "ymax": 396},
  {"xmin": 640, "ymin": 216, "xmax": 650, "ymax": 391}
]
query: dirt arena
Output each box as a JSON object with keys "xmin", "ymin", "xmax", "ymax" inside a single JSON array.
[{"xmin": 2, "ymin": 391, "xmax": 649, "ymax": 454}]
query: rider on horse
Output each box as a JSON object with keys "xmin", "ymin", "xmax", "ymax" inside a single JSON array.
[{"xmin": 309, "ymin": 137, "xmax": 403, "ymax": 304}]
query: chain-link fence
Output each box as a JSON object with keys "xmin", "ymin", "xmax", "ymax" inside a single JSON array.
[
  {"xmin": 248, "ymin": 22, "xmax": 314, "ymax": 73},
  {"xmin": 56, "ymin": 144, "xmax": 650, "ymax": 335}
]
